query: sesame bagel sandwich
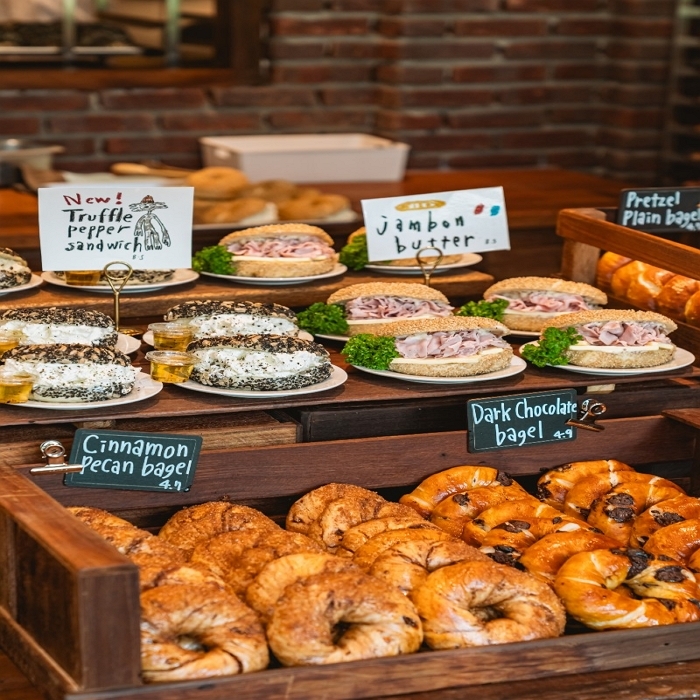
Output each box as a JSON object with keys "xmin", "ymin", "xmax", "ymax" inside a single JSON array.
[
  {"xmin": 0, "ymin": 248, "xmax": 32, "ymax": 289},
  {"xmin": 484, "ymin": 277, "xmax": 607, "ymax": 333},
  {"xmin": 164, "ymin": 300, "xmax": 300, "ymax": 340},
  {"xmin": 188, "ymin": 335, "xmax": 332, "ymax": 391},
  {"xmin": 218, "ymin": 223, "xmax": 338, "ymax": 278},
  {"xmin": 547, "ymin": 309, "xmax": 678, "ymax": 369},
  {"xmin": 0, "ymin": 308, "xmax": 117, "ymax": 347},
  {"xmin": 2, "ymin": 344, "xmax": 137, "ymax": 402},
  {"xmin": 342, "ymin": 316, "xmax": 512, "ymax": 377},
  {"xmin": 325, "ymin": 282, "xmax": 454, "ymax": 336}
]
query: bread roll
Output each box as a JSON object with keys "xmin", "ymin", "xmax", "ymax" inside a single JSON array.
[{"xmin": 596, "ymin": 252, "xmax": 631, "ymax": 290}]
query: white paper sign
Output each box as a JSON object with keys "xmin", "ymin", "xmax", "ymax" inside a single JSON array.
[
  {"xmin": 38, "ymin": 186, "xmax": 194, "ymax": 271},
  {"xmin": 361, "ymin": 187, "xmax": 510, "ymax": 262}
]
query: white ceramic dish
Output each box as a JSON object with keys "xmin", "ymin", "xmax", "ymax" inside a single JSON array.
[
  {"xmin": 142, "ymin": 329, "xmax": 314, "ymax": 346},
  {"xmin": 41, "ymin": 269, "xmax": 199, "ymax": 294},
  {"xmin": 520, "ymin": 342, "xmax": 695, "ymax": 376},
  {"xmin": 199, "ymin": 264, "xmax": 347, "ymax": 287},
  {"xmin": 176, "ymin": 365, "xmax": 347, "ymax": 398},
  {"xmin": 365, "ymin": 253, "xmax": 483, "ymax": 275},
  {"xmin": 116, "ymin": 333, "xmax": 141, "ymax": 354},
  {"xmin": 315, "ymin": 333, "xmax": 350, "ymax": 342},
  {"xmin": 0, "ymin": 274, "xmax": 43, "ymax": 296},
  {"xmin": 13, "ymin": 371, "xmax": 162, "ymax": 410},
  {"xmin": 350, "ymin": 356, "xmax": 527, "ymax": 384}
]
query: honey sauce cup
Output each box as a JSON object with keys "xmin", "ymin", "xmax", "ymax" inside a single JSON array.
[
  {"xmin": 0, "ymin": 368, "xmax": 37, "ymax": 403},
  {"xmin": 147, "ymin": 322, "xmax": 195, "ymax": 352},
  {"xmin": 145, "ymin": 350, "xmax": 197, "ymax": 384},
  {"xmin": 64, "ymin": 270, "xmax": 101, "ymax": 286},
  {"xmin": 0, "ymin": 329, "xmax": 24, "ymax": 355}
]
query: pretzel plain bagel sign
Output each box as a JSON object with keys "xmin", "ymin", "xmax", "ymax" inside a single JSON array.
[{"xmin": 38, "ymin": 186, "xmax": 194, "ymax": 270}]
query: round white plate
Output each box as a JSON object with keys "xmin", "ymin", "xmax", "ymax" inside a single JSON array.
[
  {"xmin": 365, "ymin": 254, "xmax": 483, "ymax": 276},
  {"xmin": 520, "ymin": 342, "xmax": 695, "ymax": 376},
  {"xmin": 199, "ymin": 264, "xmax": 347, "ymax": 287},
  {"xmin": 41, "ymin": 269, "xmax": 199, "ymax": 294},
  {"xmin": 505, "ymin": 330, "xmax": 540, "ymax": 339},
  {"xmin": 142, "ymin": 329, "xmax": 314, "ymax": 346},
  {"xmin": 13, "ymin": 371, "xmax": 162, "ymax": 410},
  {"xmin": 315, "ymin": 333, "xmax": 350, "ymax": 342},
  {"xmin": 0, "ymin": 274, "xmax": 43, "ymax": 296},
  {"xmin": 176, "ymin": 365, "xmax": 347, "ymax": 398},
  {"xmin": 350, "ymin": 356, "xmax": 527, "ymax": 384},
  {"xmin": 116, "ymin": 333, "xmax": 141, "ymax": 354}
]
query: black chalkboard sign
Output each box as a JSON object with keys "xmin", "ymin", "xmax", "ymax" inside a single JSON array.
[
  {"xmin": 63, "ymin": 429, "xmax": 202, "ymax": 492},
  {"xmin": 617, "ymin": 187, "xmax": 700, "ymax": 233},
  {"xmin": 467, "ymin": 389, "xmax": 577, "ymax": 453}
]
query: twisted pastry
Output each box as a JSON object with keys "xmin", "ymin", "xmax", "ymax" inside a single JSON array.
[{"xmin": 631, "ymin": 495, "xmax": 700, "ymax": 548}]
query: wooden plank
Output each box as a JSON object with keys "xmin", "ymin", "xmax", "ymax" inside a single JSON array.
[
  {"xmin": 0, "ymin": 467, "xmax": 141, "ymax": 690},
  {"xmin": 560, "ymin": 238, "xmax": 601, "ymax": 285},
  {"xmin": 21, "ymin": 415, "xmax": 695, "ymax": 511},
  {"xmin": 54, "ymin": 621, "xmax": 700, "ymax": 700}
]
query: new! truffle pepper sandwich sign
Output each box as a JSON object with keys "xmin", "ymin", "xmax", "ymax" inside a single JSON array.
[
  {"xmin": 361, "ymin": 187, "xmax": 510, "ymax": 262},
  {"xmin": 38, "ymin": 186, "xmax": 194, "ymax": 270}
]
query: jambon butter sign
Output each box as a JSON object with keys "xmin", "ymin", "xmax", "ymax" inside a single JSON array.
[
  {"xmin": 361, "ymin": 187, "xmax": 510, "ymax": 262},
  {"xmin": 38, "ymin": 186, "xmax": 194, "ymax": 270}
]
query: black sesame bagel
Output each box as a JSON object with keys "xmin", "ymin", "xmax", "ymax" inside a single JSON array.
[
  {"xmin": 0, "ymin": 307, "xmax": 117, "ymax": 347},
  {"xmin": 55, "ymin": 270, "xmax": 175, "ymax": 285},
  {"xmin": 0, "ymin": 248, "xmax": 31, "ymax": 289},
  {"xmin": 188, "ymin": 335, "xmax": 332, "ymax": 391},
  {"xmin": 2, "ymin": 343, "xmax": 136, "ymax": 402},
  {"xmin": 164, "ymin": 300, "xmax": 299, "ymax": 339}
]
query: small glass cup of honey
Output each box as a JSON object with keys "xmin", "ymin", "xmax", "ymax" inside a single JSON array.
[
  {"xmin": 64, "ymin": 270, "xmax": 101, "ymax": 286},
  {"xmin": 148, "ymin": 322, "xmax": 194, "ymax": 352},
  {"xmin": 145, "ymin": 351, "xmax": 197, "ymax": 384},
  {"xmin": 0, "ymin": 368, "xmax": 37, "ymax": 403},
  {"xmin": 0, "ymin": 330, "xmax": 23, "ymax": 355}
]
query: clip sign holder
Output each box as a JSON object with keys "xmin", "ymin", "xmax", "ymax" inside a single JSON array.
[
  {"xmin": 360, "ymin": 187, "xmax": 510, "ymax": 263},
  {"xmin": 467, "ymin": 389, "xmax": 578, "ymax": 453},
  {"xmin": 64, "ymin": 429, "xmax": 202, "ymax": 493},
  {"xmin": 617, "ymin": 187, "xmax": 700, "ymax": 233},
  {"xmin": 38, "ymin": 186, "xmax": 194, "ymax": 271}
]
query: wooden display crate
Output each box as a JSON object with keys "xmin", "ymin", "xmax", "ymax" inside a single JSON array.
[
  {"xmin": 2, "ymin": 405, "xmax": 700, "ymax": 700},
  {"xmin": 557, "ymin": 207, "xmax": 700, "ymax": 361}
]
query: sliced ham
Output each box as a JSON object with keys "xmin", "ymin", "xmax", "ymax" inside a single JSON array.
[
  {"xmin": 493, "ymin": 292, "xmax": 592, "ymax": 313},
  {"xmin": 345, "ymin": 296, "xmax": 454, "ymax": 320},
  {"xmin": 396, "ymin": 330, "xmax": 509, "ymax": 359},
  {"xmin": 226, "ymin": 236, "xmax": 335, "ymax": 259},
  {"xmin": 577, "ymin": 321, "xmax": 670, "ymax": 347}
]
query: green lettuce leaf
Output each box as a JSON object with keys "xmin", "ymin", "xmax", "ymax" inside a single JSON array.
[{"xmin": 341, "ymin": 334, "xmax": 400, "ymax": 370}]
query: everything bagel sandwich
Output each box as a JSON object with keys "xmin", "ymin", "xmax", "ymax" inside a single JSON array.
[
  {"xmin": 342, "ymin": 316, "xmax": 512, "ymax": 377},
  {"xmin": 55, "ymin": 269, "xmax": 175, "ymax": 286},
  {"xmin": 484, "ymin": 277, "xmax": 607, "ymax": 332},
  {"xmin": 188, "ymin": 335, "xmax": 332, "ymax": 391},
  {"xmin": 324, "ymin": 282, "xmax": 454, "ymax": 336},
  {"xmin": 0, "ymin": 308, "xmax": 117, "ymax": 347},
  {"xmin": 218, "ymin": 223, "xmax": 338, "ymax": 278},
  {"xmin": 546, "ymin": 309, "xmax": 677, "ymax": 369},
  {"xmin": 164, "ymin": 300, "xmax": 300, "ymax": 340},
  {"xmin": 2, "ymin": 344, "xmax": 137, "ymax": 402},
  {"xmin": 0, "ymin": 248, "xmax": 32, "ymax": 289}
]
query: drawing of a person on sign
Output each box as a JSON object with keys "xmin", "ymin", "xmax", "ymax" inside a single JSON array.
[{"xmin": 129, "ymin": 195, "xmax": 172, "ymax": 251}]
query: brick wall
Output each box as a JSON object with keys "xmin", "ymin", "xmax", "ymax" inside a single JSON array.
[{"xmin": 0, "ymin": 0, "xmax": 676, "ymax": 184}]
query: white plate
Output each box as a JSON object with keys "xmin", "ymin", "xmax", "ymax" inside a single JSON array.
[
  {"xmin": 116, "ymin": 333, "xmax": 141, "ymax": 354},
  {"xmin": 0, "ymin": 274, "xmax": 43, "ymax": 296},
  {"xmin": 350, "ymin": 356, "xmax": 527, "ymax": 384},
  {"xmin": 520, "ymin": 342, "xmax": 695, "ymax": 376},
  {"xmin": 176, "ymin": 365, "xmax": 347, "ymax": 398},
  {"xmin": 41, "ymin": 269, "xmax": 199, "ymax": 294},
  {"xmin": 315, "ymin": 333, "xmax": 350, "ymax": 342},
  {"xmin": 200, "ymin": 264, "xmax": 347, "ymax": 287},
  {"xmin": 13, "ymin": 372, "xmax": 162, "ymax": 410},
  {"xmin": 505, "ymin": 330, "xmax": 540, "ymax": 338},
  {"xmin": 365, "ymin": 254, "xmax": 483, "ymax": 275},
  {"xmin": 142, "ymin": 329, "xmax": 314, "ymax": 346}
]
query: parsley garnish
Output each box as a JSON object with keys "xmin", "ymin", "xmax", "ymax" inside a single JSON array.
[
  {"xmin": 341, "ymin": 334, "xmax": 400, "ymax": 370},
  {"xmin": 192, "ymin": 245, "xmax": 236, "ymax": 275},
  {"xmin": 520, "ymin": 327, "xmax": 583, "ymax": 368},
  {"xmin": 338, "ymin": 232, "xmax": 369, "ymax": 271},
  {"xmin": 297, "ymin": 303, "xmax": 349, "ymax": 335},
  {"xmin": 456, "ymin": 298, "xmax": 509, "ymax": 321}
]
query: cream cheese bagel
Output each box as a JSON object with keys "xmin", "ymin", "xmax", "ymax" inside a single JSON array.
[
  {"xmin": 0, "ymin": 307, "xmax": 118, "ymax": 347},
  {"xmin": 189, "ymin": 335, "xmax": 332, "ymax": 391},
  {"xmin": 0, "ymin": 248, "xmax": 31, "ymax": 289},
  {"xmin": 164, "ymin": 300, "xmax": 300, "ymax": 340},
  {"xmin": 484, "ymin": 277, "xmax": 607, "ymax": 332},
  {"xmin": 327, "ymin": 282, "xmax": 454, "ymax": 336},
  {"xmin": 2, "ymin": 344, "xmax": 136, "ymax": 402},
  {"xmin": 219, "ymin": 224, "xmax": 338, "ymax": 278},
  {"xmin": 547, "ymin": 309, "xmax": 677, "ymax": 369}
]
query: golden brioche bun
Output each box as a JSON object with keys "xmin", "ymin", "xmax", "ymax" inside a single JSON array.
[
  {"xmin": 484, "ymin": 276, "xmax": 607, "ymax": 306},
  {"xmin": 327, "ymin": 282, "xmax": 448, "ymax": 306}
]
